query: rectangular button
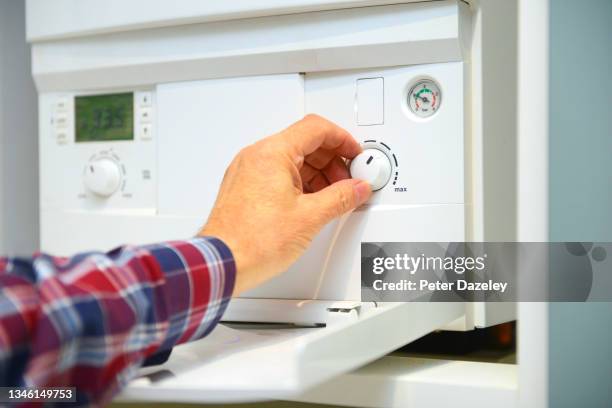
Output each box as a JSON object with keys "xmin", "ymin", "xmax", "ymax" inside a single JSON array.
[
  {"xmin": 55, "ymin": 98, "xmax": 69, "ymax": 112},
  {"xmin": 55, "ymin": 114, "xmax": 68, "ymax": 128},
  {"xmin": 139, "ymin": 123, "xmax": 153, "ymax": 140},
  {"xmin": 139, "ymin": 107, "xmax": 152, "ymax": 123},
  {"xmin": 137, "ymin": 92, "xmax": 152, "ymax": 107},
  {"xmin": 356, "ymin": 77, "xmax": 384, "ymax": 126},
  {"xmin": 56, "ymin": 130, "xmax": 69, "ymax": 144}
]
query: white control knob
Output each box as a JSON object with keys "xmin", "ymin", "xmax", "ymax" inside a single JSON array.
[
  {"xmin": 350, "ymin": 148, "xmax": 392, "ymax": 191},
  {"xmin": 83, "ymin": 158, "xmax": 122, "ymax": 197}
]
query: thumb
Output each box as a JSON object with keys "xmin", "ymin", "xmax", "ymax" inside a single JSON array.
[{"xmin": 303, "ymin": 178, "xmax": 372, "ymax": 226}]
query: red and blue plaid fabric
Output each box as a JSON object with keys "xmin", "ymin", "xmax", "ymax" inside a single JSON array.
[{"xmin": 0, "ymin": 237, "xmax": 235, "ymax": 406}]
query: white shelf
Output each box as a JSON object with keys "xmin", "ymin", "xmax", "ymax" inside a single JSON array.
[
  {"xmin": 118, "ymin": 303, "xmax": 465, "ymax": 404},
  {"xmin": 292, "ymin": 355, "xmax": 518, "ymax": 408}
]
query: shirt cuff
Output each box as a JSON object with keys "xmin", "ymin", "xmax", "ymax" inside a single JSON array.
[{"xmin": 144, "ymin": 236, "xmax": 236, "ymax": 352}]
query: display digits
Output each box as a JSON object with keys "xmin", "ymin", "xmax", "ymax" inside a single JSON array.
[{"xmin": 75, "ymin": 92, "xmax": 133, "ymax": 142}]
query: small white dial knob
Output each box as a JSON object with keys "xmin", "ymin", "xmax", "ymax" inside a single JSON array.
[
  {"xmin": 350, "ymin": 148, "xmax": 392, "ymax": 191},
  {"xmin": 83, "ymin": 158, "xmax": 122, "ymax": 197}
]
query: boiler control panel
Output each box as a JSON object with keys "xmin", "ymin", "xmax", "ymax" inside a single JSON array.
[
  {"xmin": 39, "ymin": 90, "xmax": 157, "ymax": 212},
  {"xmin": 38, "ymin": 62, "xmax": 464, "ymax": 266},
  {"xmin": 305, "ymin": 63, "xmax": 464, "ymax": 210}
]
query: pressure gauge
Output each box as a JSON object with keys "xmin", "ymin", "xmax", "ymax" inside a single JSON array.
[{"xmin": 407, "ymin": 79, "xmax": 442, "ymax": 118}]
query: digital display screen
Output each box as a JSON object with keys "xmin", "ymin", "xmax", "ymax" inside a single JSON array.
[{"xmin": 75, "ymin": 93, "xmax": 133, "ymax": 142}]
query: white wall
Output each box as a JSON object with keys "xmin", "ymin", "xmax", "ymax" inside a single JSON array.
[
  {"xmin": 0, "ymin": 0, "xmax": 39, "ymax": 256},
  {"xmin": 549, "ymin": 0, "xmax": 612, "ymax": 406}
]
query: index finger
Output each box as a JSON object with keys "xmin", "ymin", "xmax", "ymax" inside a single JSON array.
[{"xmin": 281, "ymin": 114, "xmax": 362, "ymax": 161}]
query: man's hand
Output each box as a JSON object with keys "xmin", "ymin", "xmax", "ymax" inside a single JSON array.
[{"xmin": 200, "ymin": 114, "xmax": 372, "ymax": 295}]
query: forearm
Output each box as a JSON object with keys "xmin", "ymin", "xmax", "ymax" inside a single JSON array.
[{"xmin": 0, "ymin": 237, "xmax": 235, "ymax": 404}]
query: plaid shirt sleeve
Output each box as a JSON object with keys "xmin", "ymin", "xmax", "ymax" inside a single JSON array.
[{"xmin": 0, "ymin": 236, "xmax": 235, "ymax": 406}]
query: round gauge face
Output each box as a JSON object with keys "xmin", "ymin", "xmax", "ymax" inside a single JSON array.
[{"xmin": 408, "ymin": 79, "xmax": 442, "ymax": 118}]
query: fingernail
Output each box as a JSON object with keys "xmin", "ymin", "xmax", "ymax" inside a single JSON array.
[{"xmin": 353, "ymin": 180, "xmax": 372, "ymax": 205}]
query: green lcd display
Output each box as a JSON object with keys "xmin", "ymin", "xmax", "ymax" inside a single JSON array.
[{"xmin": 75, "ymin": 93, "xmax": 134, "ymax": 142}]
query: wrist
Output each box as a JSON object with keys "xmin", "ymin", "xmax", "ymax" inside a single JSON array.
[{"xmin": 198, "ymin": 227, "xmax": 250, "ymax": 297}]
